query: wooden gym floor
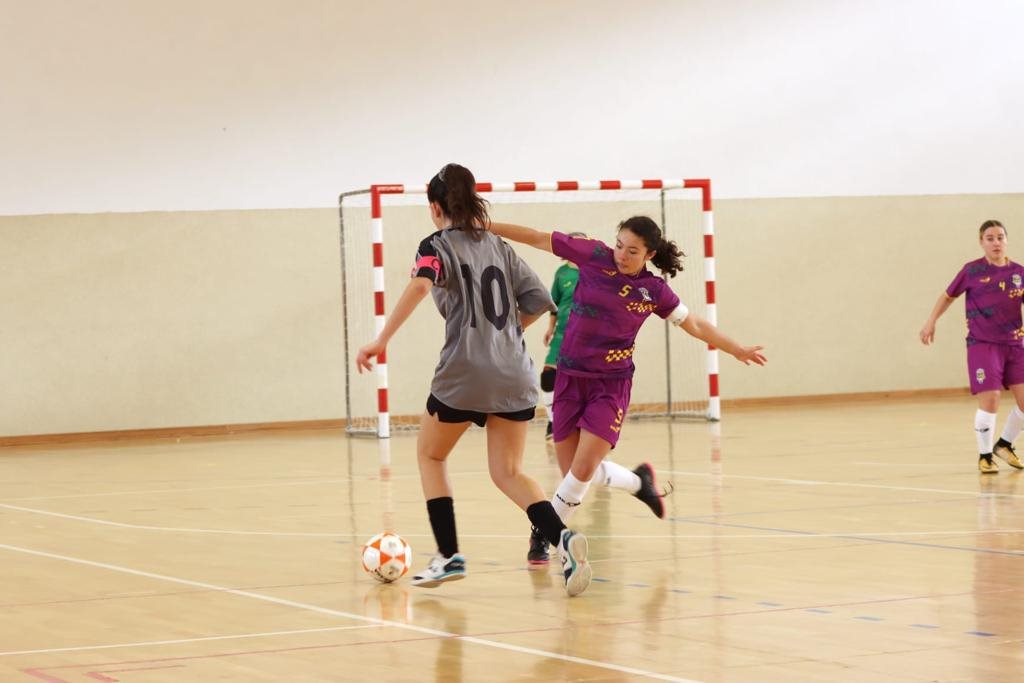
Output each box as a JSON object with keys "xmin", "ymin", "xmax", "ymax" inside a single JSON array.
[{"xmin": 1, "ymin": 394, "xmax": 1022, "ymax": 682}]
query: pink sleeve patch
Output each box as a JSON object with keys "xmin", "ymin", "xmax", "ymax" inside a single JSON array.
[{"xmin": 414, "ymin": 255, "xmax": 442, "ymax": 279}]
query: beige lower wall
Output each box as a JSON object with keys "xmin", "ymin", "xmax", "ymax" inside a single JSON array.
[{"xmin": 2, "ymin": 192, "xmax": 1021, "ymax": 437}]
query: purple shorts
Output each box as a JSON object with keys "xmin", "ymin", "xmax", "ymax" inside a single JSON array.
[
  {"xmin": 552, "ymin": 372, "xmax": 632, "ymax": 447},
  {"xmin": 966, "ymin": 342, "xmax": 1024, "ymax": 394}
]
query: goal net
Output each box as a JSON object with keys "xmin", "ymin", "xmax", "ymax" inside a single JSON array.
[{"xmin": 338, "ymin": 179, "xmax": 719, "ymax": 437}]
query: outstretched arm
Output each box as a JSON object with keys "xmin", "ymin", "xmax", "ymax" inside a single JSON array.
[
  {"xmin": 489, "ymin": 222, "xmax": 554, "ymax": 253},
  {"xmin": 356, "ymin": 277, "xmax": 433, "ymax": 372},
  {"xmin": 679, "ymin": 314, "xmax": 766, "ymax": 366},
  {"xmin": 920, "ymin": 293, "xmax": 955, "ymax": 345}
]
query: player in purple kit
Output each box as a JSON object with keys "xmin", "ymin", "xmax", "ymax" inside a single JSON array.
[
  {"xmin": 489, "ymin": 216, "xmax": 767, "ymax": 563},
  {"xmin": 920, "ymin": 219, "xmax": 1024, "ymax": 473}
]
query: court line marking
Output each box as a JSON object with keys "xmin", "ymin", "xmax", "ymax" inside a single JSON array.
[
  {"xmin": 667, "ymin": 470, "xmax": 1024, "ymax": 499},
  {"xmin": 4, "ymin": 501, "xmax": 1020, "ymax": 541},
  {"xmin": 4, "ymin": 499, "xmax": 1019, "ymax": 540},
  {"xmin": 0, "ymin": 543, "xmax": 699, "ymax": 683},
  {"xmin": 0, "ymin": 470, "xmax": 459, "ymax": 504},
  {"xmin": 849, "ymin": 461, "xmax": 965, "ymax": 468},
  {"xmin": 677, "ymin": 518, "xmax": 1024, "ymax": 556},
  {"xmin": 0, "ymin": 625, "xmax": 380, "ymax": 657}
]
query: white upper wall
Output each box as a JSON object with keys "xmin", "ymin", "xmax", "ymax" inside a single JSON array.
[{"xmin": 2, "ymin": 0, "xmax": 1022, "ymax": 215}]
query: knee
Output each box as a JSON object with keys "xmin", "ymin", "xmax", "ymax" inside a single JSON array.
[
  {"xmin": 418, "ymin": 448, "xmax": 448, "ymax": 464},
  {"xmin": 540, "ymin": 367, "xmax": 556, "ymax": 392},
  {"xmin": 571, "ymin": 459, "xmax": 598, "ymax": 482}
]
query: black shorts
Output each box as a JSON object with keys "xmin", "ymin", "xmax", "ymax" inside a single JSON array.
[{"xmin": 426, "ymin": 394, "xmax": 535, "ymax": 428}]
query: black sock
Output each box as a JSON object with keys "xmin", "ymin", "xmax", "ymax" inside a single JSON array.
[
  {"xmin": 526, "ymin": 501, "xmax": 566, "ymax": 547},
  {"xmin": 995, "ymin": 438, "xmax": 1010, "ymax": 448},
  {"xmin": 426, "ymin": 497, "xmax": 458, "ymax": 557}
]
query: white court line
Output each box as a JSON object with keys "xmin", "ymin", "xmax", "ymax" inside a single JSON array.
[
  {"xmin": 850, "ymin": 461, "xmax": 965, "ymax": 468},
  {"xmin": 3, "ymin": 502, "xmax": 1021, "ymax": 541},
  {"xmin": 0, "ymin": 503, "xmax": 344, "ymax": 537},
  {"xmin": 0, "ymin": 470, "xmax": 468, "ymax": 503},
  {"xmin": 1, "ymin": 479, "xmax": 358, "ymax": 502},
  {"xmin": 0, "ymin": 625, "xmax": 379, "ymax": 657},
  {"xmin": 669, "ymin": 470, "xmax": 1024, "ymax": 499},
  {"xmin": 0, "ymin": 543, "xmax": 699, "ymax": 683}
]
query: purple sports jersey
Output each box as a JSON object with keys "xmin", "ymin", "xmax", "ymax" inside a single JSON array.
[
  {"xmin": 551, "ymin": 231, "xmax": 681, "ymax": 378},
  {"xmin": 946, "ymin": 258, "xmax": 1024, "ymax": 346}
]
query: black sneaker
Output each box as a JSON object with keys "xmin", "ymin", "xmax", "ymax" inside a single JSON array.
[
  {"xmin": 633, "ymin": 462, "xmax": 674, "ymax": 519},
  {"xmin": 527, "ymin": 526, "xmax": 550, "ymax": 565}
]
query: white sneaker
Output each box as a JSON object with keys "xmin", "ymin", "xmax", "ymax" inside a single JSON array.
[
  {"xmin": 558, "ymin": 529, "xmax": 591, "ymax": 597},
  {"xmin": 410, "ymin": 553, "xmax": 466, "ymax": 588}
]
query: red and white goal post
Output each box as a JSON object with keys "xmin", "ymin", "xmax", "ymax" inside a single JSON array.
[{"xmin": 338, "ymin": 178, "xmax": 720, "ymax": 438}]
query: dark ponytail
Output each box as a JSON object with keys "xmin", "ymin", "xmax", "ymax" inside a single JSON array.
[
  {"xmin": 618, "ymin": 216, "xmax": 685, "ymax": 278},
  {"xmin": 427, "ymin": 163, "xmax": 490, "ymax": 238}
]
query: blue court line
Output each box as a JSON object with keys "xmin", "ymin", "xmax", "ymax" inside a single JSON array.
[
  {"xmin": 672, "ymin": 518, "xmax": 1024, "ymax": 557},
  {"xmin": 568, "ymin": 573, "xmax": 1000, "ymax": 640}
]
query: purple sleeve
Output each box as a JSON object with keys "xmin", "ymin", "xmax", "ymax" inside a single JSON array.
[
  {"xmin": 551, "ymin": 231, "xmax": 608, "ymax": 266},
  {"xmin": 945, "ymin": 265, "xmax": 967, "ymax": 298},
  {"xmin": 654, "ymin": 283, "xmax": 682, "ymax": 319}
]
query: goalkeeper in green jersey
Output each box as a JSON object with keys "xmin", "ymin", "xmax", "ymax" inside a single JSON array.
[{"xmin": 540, "ymin": 232, "xmax": 584, "ymax": 440}]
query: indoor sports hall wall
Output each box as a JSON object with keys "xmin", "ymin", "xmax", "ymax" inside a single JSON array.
[
  {"xmin": 3, "ymin": 1, "xmax": 1022, "ymax": 438},
  {"xmin": 2, "ymin": 192, "xmax": 1021, "ymax": 438}
]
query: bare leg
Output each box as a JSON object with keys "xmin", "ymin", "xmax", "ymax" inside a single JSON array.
[
  {"xmin": 417, "ymin": 411, "xmax": 471, "ymax": 500},
  {"xmin": 485, "ymin": 416, "xmax": 546, "ymax": 510}
]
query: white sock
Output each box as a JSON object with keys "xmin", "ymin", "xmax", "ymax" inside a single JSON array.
[
  {"xmin": 1000, "ymin": 406, "xmax": 1024, "ymax": 444},
  {"xmin": 594, "ymin": 460, "xmax": 641, "ymax": 494},
  {"xmin": 975, "ymin": 409, "xmax": 997, "ymax": 454},
  {"xmin": 542, "ymin": 390, "xmax": 554, "ymax": 421},
  {"xmin": 552, "ymin": 471, "xmax": 591, "ymax": 522}
]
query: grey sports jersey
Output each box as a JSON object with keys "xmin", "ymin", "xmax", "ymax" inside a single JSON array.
[{"xmin": 413, "ymin": 227, "xmax": 555, "ymax": 413}]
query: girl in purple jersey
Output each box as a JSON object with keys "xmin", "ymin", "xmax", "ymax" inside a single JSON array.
[
  {"xmin": 356, "ymin": 164, "xmax": 592, "ymax": 596},
  {"xmin": 920, "ymin": 219, "xmax": 1024, "ymax": 474},
  {"xmin": 490, "ymin": 216, "xmax": 766, "ymax": 564}
]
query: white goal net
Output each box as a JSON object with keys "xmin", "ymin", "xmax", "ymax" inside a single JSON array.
[{"xmin": 338, "ymin": 179, "xmax": 719, "ymax": 437}]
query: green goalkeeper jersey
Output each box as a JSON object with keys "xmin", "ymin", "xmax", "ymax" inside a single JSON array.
[{"xmin": 545, "ymin": 262, "xmax": 580, "ymax": 366}]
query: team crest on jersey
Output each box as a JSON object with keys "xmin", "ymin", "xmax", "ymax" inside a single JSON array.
[
  {"xmin": 1013, "ymin": 274, "xmax": 1022, "ymax": 288},
  {"xmin": 638, "ymin": 287, "xmax": 652, "ymax": 302},
  {"xmin": 976, "ymin": 368, "xmax": 986, "ymax": 384}
]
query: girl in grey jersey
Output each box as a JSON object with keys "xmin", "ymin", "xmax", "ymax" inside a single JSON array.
[{"xmin": 356, "ymin": 163, "xmax": 592, "ymax": 596}]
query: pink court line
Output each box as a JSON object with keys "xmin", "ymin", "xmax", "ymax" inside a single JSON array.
[
  {"xmin": 0, "ymin": 542, "xmax": 699, "ymax": 683},
  {"xmin": 87, "ymin": 665, "xmax": 185, "ymax": 681},
  {"xmin": 1, "ymin": 625, "xmax": 380, "ymax": 657}
]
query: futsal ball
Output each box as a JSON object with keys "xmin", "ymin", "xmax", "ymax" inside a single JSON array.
[{"xmin": 361, "ymin": 531, "xmax": 412, "ymax": 583}]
